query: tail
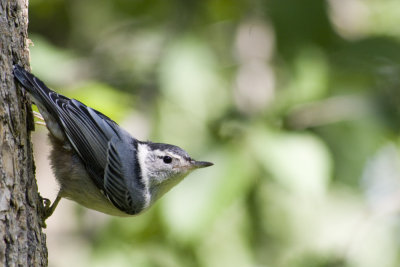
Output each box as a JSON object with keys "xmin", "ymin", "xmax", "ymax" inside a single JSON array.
[
  {"xmin": 13, "ymin": 65, "xmax": 60, "ymax": 104},
  {"xmin": 13, "ymin": 64, "xmax": 71, "ymax": 110},
  {"xmin": 13, "ymin": 64, "xmax": 69, "ymax": 141}
]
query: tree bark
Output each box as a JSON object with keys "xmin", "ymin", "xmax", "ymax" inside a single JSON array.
[{"xmin": 0, "ymin": 0, "xmax": 48, "ymax": 266}]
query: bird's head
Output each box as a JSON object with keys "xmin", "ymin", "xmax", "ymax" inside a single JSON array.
[{"xmin": 137, "ymin": 142, "xmax": 213, "ymax": 205}]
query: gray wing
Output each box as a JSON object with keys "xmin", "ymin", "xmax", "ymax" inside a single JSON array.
[
  {"xmin": 56, "ymin": 98, "xmax": 120, "ymax": 186},
  {"xmin": 14, "ymin": 65, "xmax": 146, "ymax": 214},
  {"xmin": 104, "ymin": 137, "xmax": 147, "ymax": 214}
]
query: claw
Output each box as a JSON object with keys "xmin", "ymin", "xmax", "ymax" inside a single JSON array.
[
  {"xmin": 43, "ymin": 198, "xmax": 51, "ymax": 208},
  {"xmin": 35, "ymin": 121, "xmax": 46, "ymax": 126},
  {"xmin": 33, "ymin": 111, "xmax": 46, "ymax": 127},
  {"xmin": 33, "ymin": 111, "xmax": 44, "ymax": 121}
]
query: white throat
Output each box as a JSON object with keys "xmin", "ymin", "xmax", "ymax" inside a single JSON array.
[{"xmin": 137, "ymin": 143, "xmax": 152, "ymax": 208}]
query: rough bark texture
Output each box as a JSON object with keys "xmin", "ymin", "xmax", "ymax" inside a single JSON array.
[{"xmin": 0, "ymin": 0, "xmax": 48, "ymax": 266}]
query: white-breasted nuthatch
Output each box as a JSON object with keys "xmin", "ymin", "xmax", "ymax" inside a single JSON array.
[{"xmin": 13, "ymin": 65, "xmax": 213, "ymax": 219}]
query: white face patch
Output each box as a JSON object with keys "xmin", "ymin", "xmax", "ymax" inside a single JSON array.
[
  {"xmin": 137, "ymin": 144, "xmax": 195, "ymax": 207},
  {"xmin": 137, "ymin": 143, "xmax": 152, "ymax": 208}
]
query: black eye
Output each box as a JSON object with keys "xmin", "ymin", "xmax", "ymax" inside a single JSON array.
[{"xmin": 163, "ymin": 156, "xmax": 172, "ymax": 164}]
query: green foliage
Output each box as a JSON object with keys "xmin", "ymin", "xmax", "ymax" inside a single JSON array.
[{"xmin": 28, "ymin": 0, "xmax": 400, "ymax": 266}]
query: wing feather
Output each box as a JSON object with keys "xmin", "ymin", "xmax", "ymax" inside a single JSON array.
[{"xmin": 104, "ymin": 137, "xmax": 146, "ymax": 214}]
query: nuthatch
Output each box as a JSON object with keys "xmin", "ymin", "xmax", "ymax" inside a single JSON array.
[{"xmin": 13, "ymin": 65, "xmax": 213, "ymax": 219}]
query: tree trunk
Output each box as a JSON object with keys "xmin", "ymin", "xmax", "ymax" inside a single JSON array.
[{"xmin": 0, "ymin": 0, "xmax": 48, "ymax": 266}]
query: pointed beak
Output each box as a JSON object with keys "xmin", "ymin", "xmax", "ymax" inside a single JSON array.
[{"xmin": 191, "ymin": 160, "xmax": 214, "ymax": 169}]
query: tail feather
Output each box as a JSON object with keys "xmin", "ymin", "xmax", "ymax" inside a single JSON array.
[
  {"xmin": 13, "ymin": 64, "xmax": 70, "ymax": 112},
  {"xmin": 13, "ymin": 64, "xmax": 67, "ymax": 141},
  {"xmin": 13, "ymin": 65, "xmax": 53, "ymax": 99}
]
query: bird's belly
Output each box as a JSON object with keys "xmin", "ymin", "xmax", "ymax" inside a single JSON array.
[{"xmin": 60, "ymin": 174, "xmax": 129, "ymax": 217}]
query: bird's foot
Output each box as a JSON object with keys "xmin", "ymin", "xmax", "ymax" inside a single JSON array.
[{"xmin": 41, "ymin": 196, "xmax": 61, "ymax": 228}]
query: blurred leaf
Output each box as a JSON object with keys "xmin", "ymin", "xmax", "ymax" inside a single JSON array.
[
  {"xmin": 158, "ymin": 36, "xmax": 229, "ymax": 120},
  {"xmin": 30, "ymin": 34, "xmax": 83, "ymax": 86},
  {"xmin": 249, "ymin": 125, "xmax": 332, "ymax": 197}
]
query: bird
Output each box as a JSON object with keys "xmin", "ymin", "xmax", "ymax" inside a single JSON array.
[{"xmin": 13, "ymin": 64, "xmax": 213, "ymax": 219}]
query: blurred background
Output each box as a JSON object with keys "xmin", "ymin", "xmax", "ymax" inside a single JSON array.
[{"xmin": 27, "ymin": 0, "xmax": 400, "ymax": 266}]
